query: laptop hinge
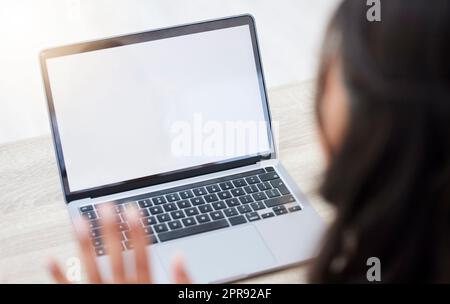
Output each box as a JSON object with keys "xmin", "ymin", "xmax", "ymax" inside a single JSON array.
[
  {"xmin": 66, "ymin": 154, "xmax": 267, "ymax": 203},
  {"xmin": 259, "ymin": 152, "xmax": 272, "ymax": 160}
]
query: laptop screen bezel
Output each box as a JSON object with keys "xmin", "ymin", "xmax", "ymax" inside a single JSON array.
[{"xmin": 40, "ymin": 15, "xmax": 275, "ymax": 203}]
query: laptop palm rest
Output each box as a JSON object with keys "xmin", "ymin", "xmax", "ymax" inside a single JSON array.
[{"xmin": 155, "ymin": 225, "xmax": 276, "ymax": 283}]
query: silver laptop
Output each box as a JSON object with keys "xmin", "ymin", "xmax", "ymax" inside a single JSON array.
[{"xmin": 40, "ymin": 15, "xmax": 325, "ymax": 283}]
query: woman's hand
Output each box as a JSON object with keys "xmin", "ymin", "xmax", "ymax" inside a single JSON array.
[{"xmin": 48, "ymin": 204, "xmax": 191, "ymax": 284}]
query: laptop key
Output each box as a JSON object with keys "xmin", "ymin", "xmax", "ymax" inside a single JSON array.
[
  {"xmin": 154, "ymin": 223, "xmax": 169, "ymax": 233},
  {"xmin": 204, "ymin": 194, "xmax": 219, "ymax": 203},
  {"xmin": 163, "ymin": 203, "xmax": 177, "ymax": 212},
  {"xmin": 273, "ymin": 206, "xmax": 288, "ymax": 216},
  {"xmin": 274, "ymin": 208, "xmax": 288, "ymax": 216},
  {"xmin": 95, "ymin": 247, "xmax": 106, "ymax": 256},
  {"xmin": 166, "ymin": 193, "xmax": 181, "ymax": 202},
  {"xmin": 212, "ymin": 201, "xmax": 226, "ymax": 210},
  {"xmin": 192, "ymin": 187, "xmax": 207, "ymax": 196},
  {"xmin": 88, "ymin": 219, "xmax": 101, "ymax": 229},
  {"xmin": 245, "ymin": 176, "xmax": 260, "ymax": 184},
  {"xmin": 138, "ymin": 199, "xmax": 152, "ymax": 208},
  {"xmin": 158, "ymin": 219, "xmax": 229, "ymax": 242},
  {"xmin": 257, "ymin": 182, "xmax": 271, "ymax": 191},
  {"xmin": 149, "ymin": 206, "xmax": 164, "ymax": 215},
  {"xmin": 190, "ymin": 197, "xmax": 205, "ymax": 206},
  {"xmin": 258, "ymin": 172, "xmax": 280, "ymax": 182},
  {"xmin": 171, "ymin": 210, "xmax": 185, "ymax": 219},
  {"xmin": 232, "ymin": 179, "xmax": 247, "ymax": 187},
  {"xmin": 246, "ymin": 212, "xmax": 261, "ymax": 222},
  {"xmin": 152, "ymin": 197, "xmax": 166, "ymax": 205},
  {"xmin": 265, "ymin": 188, "xmax": 281, "ymax": 198},
  {"xmin": 239, "ymin": 195, "xmax": 254, "ymax": 204},
  {"xmin": 228, "ymin": 215, "xmax": 247, "ymax": 226},
  {"xmin": 265, "ymin": 195, "xmax": 296, "ymax": 208},
  {"xmin": 277, "ymin": 184, "xmax": 290, "ymax": 196},
  {"xmin": 231, "ymin": 188, "xmax": 246, "ymax": 197},
  {"xmin": 261, "ymin": 212, "xmax": 275, "ymax": 219},
  {"xmin": 168, "ymin": 220, "xmax": 182, "ymax": 230},
  {"xmin": 210, "ymin": 210, "xmax": 225, "ymax": 220},
  {"xmin": 288, "ymin": 205, "xmax": 302, "ymax": 212},
  {"xmin": 196, "ymin": 214, "xmax": 211, "ymax": 223},
  {"xmin": 269, "ymin": 179, "xmax": 284, "ymax": 188},
  {"xmin": 244, "ymin": 185, "xmax": 259, "ymax": 194},
  {"xmin": 143, "ymin": 227, "xmax": 154, "ymax": 235},
  {"xmin": 179, "ymin": 190, "xmax": 194, "ymax": 199},
  {"xmin": 237, "ymin": 205, "xmax": 252, "ymax": 214},
  {"xmin": 92, "ymin": 237, "xmax": 102, "ymax": 247},
  {"xmin": 217, "ymin": 191, "xmax": 232, "ymax": 200},
  {"xmin": 185, "ymin": 207, "xmax": 199, "ymax": 216},
  {"xmin": 114, "ymin": 204, "xmax": 125, "ymax": 214},
  {"xmin": 125, "ymin": 235, "xmax": 156, "ymax": 247},
  {"xmin": 157, "ymin": 214, "xmax": 171, "ymax": 223},
  {"xmin": 252, "ymin": 192, "xmax": 267, "ymax": 201},
  {"xmin": 219, "ymin": 181, "xmax": 234, "ymax": 190},
  {"xmin": 124, "ymin": 241, "xmax": 134, "ymax": 250},
  {"xmin": 272, "ymin": 206, "xmax": 285, "ymax": 212},
  {"xmin": 126, "ymin": 226, "xmax": 153, "ymax": 239},
  {"xmin": 145, "ymin": 235, "xmax": 158, "ymax": 245},
  {"xmin": 141, "ymin": 216, "xmax": 157, "ymax": 226},
  {"xmin": 198, "ymin": 204, "xmax": 213, "ymax": 213},
  {"xmin": 224, "ymin": 207, "xmax": 239, "ymax": 217},
  {"xmin": 225, "ymin": 198, "xmax": 240, "ymax": 207},
  {"xmin": 270, "ymin": 179, "xmax": 291, "ymax": 195},
  {"xmin": 182, "ymin": 217, "xmax": 197, "ymax": 227},
  {"xmin": 177, "ymin": 200, "xmax": 191, "ymax": 209},
  {"xmin": 80, "ymin": 205, "xmax": 93, "ymax": 213},
  {"xmin": 90, "ymin": 228, "xmax": 102, "ymax": 238},
  {"xmin": 83, "ymin": 211, "xmax": 97, "ymax": 220},
  {"xmin": 250, "ymin": 202, "xmax": 265, "ymax": 211},
  {"xmin": 117, "ymin": 223, "xmax": 129, "ymax": 231},
  {"xmin": 265, "ymin": 167, "xmax": 275, "ymax": 172},
  {"xmin": 206, "ymin": 184, "xmax": 221, "ymax": 193},
  {"xmin": 139, "ymin": 209, "xmax": 149, "ymax": 217}
]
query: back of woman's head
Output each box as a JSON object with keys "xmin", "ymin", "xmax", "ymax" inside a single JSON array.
[{"xmin": 312, "ymin": 0, "xmax": 450, "ymax": 282}]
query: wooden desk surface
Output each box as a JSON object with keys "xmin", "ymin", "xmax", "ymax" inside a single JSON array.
[{"xmin": 0, "ymin": 80, "xmax": 334, "ymax": 283}]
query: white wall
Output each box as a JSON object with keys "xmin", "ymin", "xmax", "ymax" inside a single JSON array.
[{"xmin": 0, "ymin": 0, "xmax": 339, "ymax": 145}]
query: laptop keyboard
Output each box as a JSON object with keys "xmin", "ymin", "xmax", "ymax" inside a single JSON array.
[{"xmin": 78, "ymin": 167, "xmax": 302, "ymax": 256}]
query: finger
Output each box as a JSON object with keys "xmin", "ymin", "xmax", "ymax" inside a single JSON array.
[
  {"xmin": 171, "ymin": 254, "xmax": 192, "ymax": 284},
  {"xmin": 128, "ymin": 208, "xmax": 151, "ymax": 283},
  {"xmin": 76, "ymin": 218, "xmax": 103, "ymax": 283},
  {"xmin": 48, "ymin": 259, "xmax": 71, "ymax": 284},
  {"xmin": 99, "ymin": 204, "xmax": 126, "ymax": 283}
]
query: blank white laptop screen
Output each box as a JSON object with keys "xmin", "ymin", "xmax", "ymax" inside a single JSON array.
[{"xmin": 46, "ymin": 25, "xmax": 271, "ymax": 193}]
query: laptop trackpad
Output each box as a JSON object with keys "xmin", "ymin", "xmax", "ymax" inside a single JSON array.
[{"xmin": 155, "ymin": 225, "xmax": 276, "ymax": 283}]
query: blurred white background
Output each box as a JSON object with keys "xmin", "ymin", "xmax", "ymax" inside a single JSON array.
[{"xmin": 0, "ymin": 0, "xmax": 339, "ymax": 145}]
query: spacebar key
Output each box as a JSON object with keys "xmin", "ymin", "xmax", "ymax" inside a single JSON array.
[{"xmin": 158, "ymin": 219, "xmax": 229, "ymax": 242}]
